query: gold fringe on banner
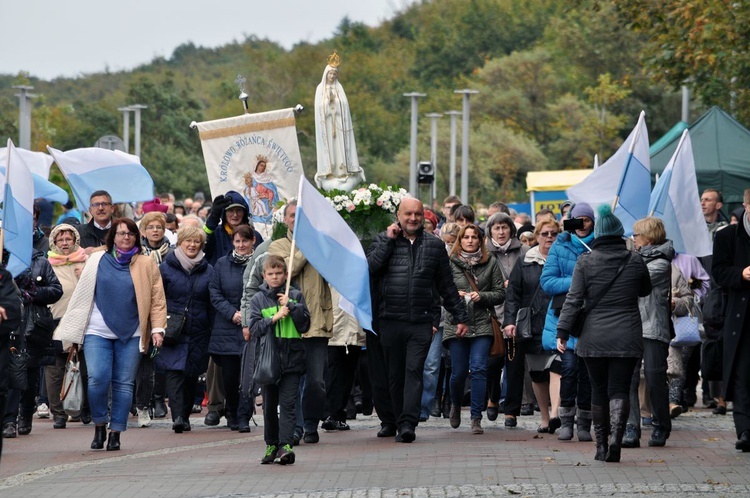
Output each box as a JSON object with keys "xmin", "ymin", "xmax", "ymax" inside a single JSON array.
[{"xmin": 199, "ymin": 117, "xmax": 296, "ymax": 141}]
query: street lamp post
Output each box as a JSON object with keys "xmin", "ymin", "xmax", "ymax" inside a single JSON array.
[
  {"xmin": 129, "ymin": 104, "xmax": 148, "ymax": 158},
  {"xmin": 13, "ymin": 85, "xmax": 36, "ymax": 149},
  {"xmin": 444, "ymin": 110, "xmax": 462, "ymax": 197},
  {"xmin": 117, "ymin": 107, "xmax": 132, "ymax": 153},
  {"xmin": 454, "ymin": 89, "xmax": 478, "ymax": 204},
  {"xmin": 403, "ymin": 92, "xmax": 426, "ymax": 195},
  {"xmin": 425, "ymin": 112, "xmax": 443, "ymax": 203}
]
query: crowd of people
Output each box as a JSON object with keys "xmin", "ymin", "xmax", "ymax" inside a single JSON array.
[{"xmin": 0, "ymin": 186, "xmax": 748, "ymax": 466}]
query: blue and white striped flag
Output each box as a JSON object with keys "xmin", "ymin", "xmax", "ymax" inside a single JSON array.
[
  {"xmin": 47, "ymin": 146, "xmax": 154, "ymax": 210},
  {"xmin": 2, "ymin": 140, "xmax": 35, "ymax": 277},
  {"xmin": 293, "ymin": 176, "xmax": 372, "ymax": 331},
  {"xmin": 649, "ymin": 130, "xmax": 712, "ymax": 257}
]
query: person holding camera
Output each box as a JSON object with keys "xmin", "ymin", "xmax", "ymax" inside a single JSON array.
[{"xmin": 539, "ymin": 202, "xmax": 596, "ymax": 441}]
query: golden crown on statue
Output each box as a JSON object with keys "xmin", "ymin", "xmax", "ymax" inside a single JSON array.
[
  {"xmin": 255, "ymin": 154, "xmax": 269, "ymax": 163},
  {"xmin": 327, "ymin": 50, "xmax": 341, "ymax": 68}
]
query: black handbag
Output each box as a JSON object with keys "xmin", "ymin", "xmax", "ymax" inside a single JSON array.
[
  {"xmin": 163, "ymin": 277, "xmax": 199, "ymax": 347},
  {"xmin": 253, "ymin": 329, "xmax": 281, "ymax": 386},
  {"xmin": 515, "ymin": 283, "xmax": 541, "ymax": 343},
  {"xmin": 9, "ymin": 331, "xmax": 29, "ymax": 390},
  {"xmin": 24, "ymin": 304, "xmax": 56, "ymax": 349}
]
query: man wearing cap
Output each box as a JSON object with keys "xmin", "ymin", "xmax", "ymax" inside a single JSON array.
[
  {"xmin": 204, "ymin": 191, "xmax": 262, "ymax": 266},
  {"xmin": 78, "ymin": 190, "xmax": 115, "ymax": 253},
  {"xmin": 56, "ymin": 200, "xmax": 83, "ymax": 225}
]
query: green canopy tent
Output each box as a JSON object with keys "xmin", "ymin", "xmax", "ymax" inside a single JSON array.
[{"xmin": 650, "ymin": 107, "xmax": 750, "ymax": 214}]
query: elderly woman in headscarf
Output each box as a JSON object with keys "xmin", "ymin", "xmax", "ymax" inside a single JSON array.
[
  {"xmin": 484, "ymin": 213, "xmax": 529, "ymax": 421},
  {"xmin": 45, "ymin": 224, "xmax": 89, "ymax": 430}
]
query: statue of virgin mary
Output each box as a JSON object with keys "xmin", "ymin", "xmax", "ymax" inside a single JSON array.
[{"xmin": 314, "ymin": 51, "xmax": 365, "ymax": 192}]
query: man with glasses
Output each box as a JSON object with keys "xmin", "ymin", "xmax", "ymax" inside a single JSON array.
[{"xmin": 78, "ymin": 190, "xmax": 115, "ymax": 252}]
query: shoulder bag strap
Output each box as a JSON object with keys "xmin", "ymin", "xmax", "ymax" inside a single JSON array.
[
  {"xmin": 462, "ymin": 268, "xmax": 500, "ymax": 320},
  {"xmin": 584, "ymin": 253, "xmax": 631, "ymax": 314}
]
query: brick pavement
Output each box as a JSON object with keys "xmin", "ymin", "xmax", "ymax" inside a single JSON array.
[{"xmin": 0, "ymin": 406, "xmax": 749, "ymax": 497}]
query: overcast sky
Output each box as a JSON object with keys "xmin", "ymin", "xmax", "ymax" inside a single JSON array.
[{"xmin": 0, "ymin": 0, "xmax": 411, "ymax": 80}]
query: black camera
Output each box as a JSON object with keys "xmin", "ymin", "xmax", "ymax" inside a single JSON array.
[{"xmin": 563, "ymin": 218, "xmax": 584, "ymax": 232}]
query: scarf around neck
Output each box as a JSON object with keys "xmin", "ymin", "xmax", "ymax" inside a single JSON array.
[
  {"xmin": 142, "ymin": 238, "xmax": 170, "ymax": 264},
  {"xmin": 112, "ymin": 246, "xmax": 139, "ymax": 265},
  {"xmin": 48, "ymin": 247, "xmax": 87, "ymax": 266},
  {"xmin": 175, "ymin": 247, "xmax": 205, "ymax": 273},
  {"xmin": 490, "ymin": 237, "xmax": 512, "ymax": 253},
  {"xmin": 459, "ymin": 248, "xmax": 483, "ymax": 267},
  {"xmin": 230, "ymin": 250, "xmax": 252, "ymax": 266}
]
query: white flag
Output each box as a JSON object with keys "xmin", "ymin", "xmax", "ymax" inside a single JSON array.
[{"xmin": 194, "ymin": 109, "xmax": 304, "ymax": 228}]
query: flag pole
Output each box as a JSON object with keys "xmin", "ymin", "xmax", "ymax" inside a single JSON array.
[
  {"xmin": 612, "ymin": 111, "xmax": 645, "ymax": 211},
  {"xmin": 0, "ymin": 139, "xmax": 12, "ymax": 260},
  {"xmin": 284, "ymin": 176, "xmax": 305, "ymax": 298}
]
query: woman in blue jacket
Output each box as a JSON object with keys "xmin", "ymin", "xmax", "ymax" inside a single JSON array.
[
  {"xmin": 157, "ymin": 226, "xmax": 213, "ymax": 433},
  {"xmin": 539, "ymin": 202, "xmax": 595, "ymax": 441}
]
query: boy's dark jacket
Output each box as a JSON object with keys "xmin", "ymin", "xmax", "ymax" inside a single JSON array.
[{"xmin": 248, "ymin": 282, "xmax": 310, "ymax": 374}]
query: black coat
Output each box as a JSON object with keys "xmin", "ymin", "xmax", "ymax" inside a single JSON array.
[
  {"xmin": 711, "ymin": 223, "xmax": 750, "ymax": 400},
  {"xmin": 78, "ymin": 220, "xmax": 110, "ymax": 249},
  {"xmin": 208, "ymin": 255, "xmax": 248, "ymax": 356},
  {"xmin": 157, "ymin": 252, "xmax": 213, "ymax": 376},
  {"xmin": 367, "ymin": 228, "xmax": 468, "ymax": 325},
  {"xmin": 504, "ymin": 251, "xmax": 550, "ymax": 354},
  {"xmin": 557, "ymin": 237, "xmax": 651, "ymax": 358}
]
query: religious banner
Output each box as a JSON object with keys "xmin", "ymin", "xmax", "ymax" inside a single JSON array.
[{"xmin": 194, "ymin": 108, "xmax": 304, "ymax": 227}]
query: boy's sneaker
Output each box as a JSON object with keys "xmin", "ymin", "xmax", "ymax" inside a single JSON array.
[
  {"xmin": 261, "ymin": 445, "xmax": 278, "ymax": 464},
  {"xmin": 275, "ymin": 444, "xmax": 296, "ymax": 465},
  {"xmin": 137, "ymin": 408, "xmax": 152, "ymax": 427},
  {"xmin": 36, "ymin": 403, "xmax": 50, "ymax": 419}
]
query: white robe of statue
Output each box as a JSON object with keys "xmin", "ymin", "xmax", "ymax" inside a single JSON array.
[{"xmin": 314, "ymin": 65, "xmax": 365, "ymax": 192}]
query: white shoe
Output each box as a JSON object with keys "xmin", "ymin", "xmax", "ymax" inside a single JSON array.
[
  {"xmin": 137, "ymin": 408, "xmax": 152, "ymax": 427},
  {"xmin": 36, "ymin": 403, "xmax": 50, "ymax": 419}
]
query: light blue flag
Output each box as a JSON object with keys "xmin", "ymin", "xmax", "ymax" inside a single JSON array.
[
  {"xmin": 3, "ymin": 140, "xmax": 35, "ymax": 277},
  {"xmin": 47, "ymin": 146, "xmax": 154, "ymax": 210},
  {"xmin": 293, "ymin": 176, "xmax": 373, "ymax": 331},
  {"xmin": 567, "ymin": 111, "xmax": 650, "ymax": 236},
  {"xmin": 613, "ymin": 111, "xmax": 651, "ymax": 236},
  {"xmin": 0, "ymin": 167, "xmax": 68, "ymax": 204},
  {"xmin": 648, "ymin": 130, "xmax": 712, "ymax": 257}
]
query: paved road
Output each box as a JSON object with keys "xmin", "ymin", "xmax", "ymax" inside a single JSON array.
[{"xmin": 0, "ymin": 405, "xmax": 748, "ymax": 497}]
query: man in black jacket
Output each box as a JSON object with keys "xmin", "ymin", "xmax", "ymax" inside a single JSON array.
[
  {"xmin": 367, "ymin": 197, "xmax": 468, "ymax": 443},
  {"xmin": 0, "ymin": 264, "xmax": 22, "ymax": 463},
  {"xmin": 78, "ymin": 190, "xmax": 115, "ymax": 252},
  {"xmin": 712, "ymin": 188, "xmax": 750, "ymax": 452}
]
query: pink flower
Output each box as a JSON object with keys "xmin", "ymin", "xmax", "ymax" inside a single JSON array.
[
  {"xmin": 377, "ymin": 199, "xmax": 383, "ymax": 206},
  {"xmin": 346, "ymin": 203, "xmax": 356, "ymax": 212}
]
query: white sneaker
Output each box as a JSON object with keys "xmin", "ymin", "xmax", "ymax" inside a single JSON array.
[
  {"xmin": 36, "ymin": 403, "xmax": 50, "ymax": 419},
  {"xmin": 137, "ymin": 408, "xmax": 152, "ymax": 427}
]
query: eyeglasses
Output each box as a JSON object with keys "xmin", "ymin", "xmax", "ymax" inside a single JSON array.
[
  {"xmin": 540, "ymin": 231, "xmax": 558, "ymax": 238},
  {"xmin": 145, "ymin": 225, "xmax": 164, "ymax": 231},
  {"xmin": 115, "ymin": 231, "xmax": 136, "ymax": 237},
  {"xmin": 56, "ymin": 238, "xmax": 75, "ymax": 244},
  {"xmin": 90, "ymin": 202, "xmax": 112, "ymax": 209}
]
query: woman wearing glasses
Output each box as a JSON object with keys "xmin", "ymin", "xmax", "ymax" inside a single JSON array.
[
  {"xmin": 54, "ymin": 218, "xmax": 167, "ymax": 451},
  {"xmin": 503, "ymin": 219, "xmax": 558, "ymax": 432}
]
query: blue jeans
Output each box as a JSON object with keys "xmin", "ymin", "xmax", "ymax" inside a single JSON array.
[
  {"xmin": 447, "ymin": 335, "xmax": 492, "ymax": 420},
  {"xmin": 84, "ymin": 335, "xmax": 141, "ymax": 432},
  {"xmin": 421, "ymin": 328, "xmax": 443, "ymax": 419}
]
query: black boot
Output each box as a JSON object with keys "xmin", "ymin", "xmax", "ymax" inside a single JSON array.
[
  {"xmin": 106, "ymin": 431, "xmax": 121, "ymax": 451},
  {"xmin": 91, "ymin": 425, "xmax": 107, "ymax": 449},
  {"xmin": 17, "ymin": 415, "xmax": 32, "ymax": 436},
  {"xmin": 591, "ymin": 404, "xmax": 609, "ymax": 461},
  {"xmin": 605, "ymin": 398, "xmax": 629, "ymax": 463}
]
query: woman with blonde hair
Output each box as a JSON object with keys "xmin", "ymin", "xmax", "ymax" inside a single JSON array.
[{"xmin": 157, "ymin": 226, "xmax": 214, "ymax": 432}]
